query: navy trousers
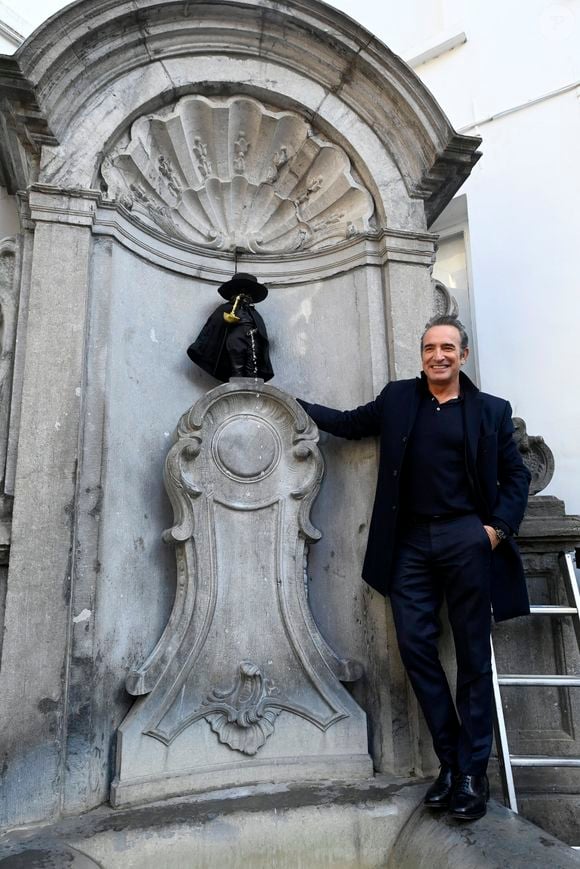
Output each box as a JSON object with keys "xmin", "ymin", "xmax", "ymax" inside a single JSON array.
[{"xmin": 390, "ymin": 513, "xmax": 493, "ymax": 775}]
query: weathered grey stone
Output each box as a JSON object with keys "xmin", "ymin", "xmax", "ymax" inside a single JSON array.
[
  {"xmin": 0, "ymin": 194, "xmax": 94, "ymax": 829},
  {"xmin": 433, "ymin": 279, "xmax": 459, "ymax": 317},
  {"xmin": 0, "ymin": 0, "xmax": 481, "ymax": 833},
  {"xmin": 517, "ymin": 792, "xmax": 580, "ymax": 848},
  {"xmin": 0, "ymin": 57, "xmax": 57, "ymax": 193},
  {"xmin": 0, "ymin": 237, "xmax": 16, "ymax": 652},
  {"xmin": 0, "ymin": 237, "xmax": 18, "ymax": 487},
  {"xmin": 1, "ymin": 778, "xmax": 579, "ymax": 868},
  {"xmin": 112, "ymin": 380, "xmax": 372, "ymax": 806},
  {"xmin": 3, "ymin": 204, "xmax": 33, "ymax": 497},
  {"xmin": 519, "ymin": 495, "xmax": 580, "ymax": 550},
  {"xmin": 513, "ymin": 417, "xmax": 555, "ymax": 495},
  {"xmin": 388, "ymin": 796, "xmax": 580, "ymax": 869},
  {"xmin": 12, "ymin": 1, "xmax": 480, "ymax": 226},
  {"xmin": 101, "ymin": 94, "xmax": 375, "ymax": 253}
]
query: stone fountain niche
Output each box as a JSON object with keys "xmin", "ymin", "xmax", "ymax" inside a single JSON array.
[
  {"xmin": 103, "ymin": 94, "xmax": 381, "ymax": 806},
  {"xmin": 2, "ymin": 0, "xmax": 579, "ymax": 862},
  {"xmin": 0, "ymin": 0, "xmax": 483, "ymax": 833}
]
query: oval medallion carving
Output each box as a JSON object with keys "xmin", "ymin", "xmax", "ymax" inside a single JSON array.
[{"xmin": 213, "ymin": 415, "xmax": 280, "ymax": 481}]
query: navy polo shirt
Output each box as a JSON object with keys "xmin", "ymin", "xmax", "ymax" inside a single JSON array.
[{"xmin": 400, "ymin": 389, "xmax": 477, "ymax": 520}]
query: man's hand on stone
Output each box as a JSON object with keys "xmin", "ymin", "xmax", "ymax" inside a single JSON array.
[{"xmin": 483, "ymin": 525, "xmax": 500, "ymax": 550}]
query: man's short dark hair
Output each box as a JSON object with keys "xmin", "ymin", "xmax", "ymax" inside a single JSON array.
[{"xmin": 421, "ymin": 315, "xmax": 469, "ymax": 353}]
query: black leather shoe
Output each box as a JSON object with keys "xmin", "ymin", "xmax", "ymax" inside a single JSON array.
[
  {"xmin": 449, "ymin": 773, "xmax": 489, "ymax": 820},
  {"xmin": 423, "ymin": 765, "xmax": 456, "ymax": 809}
]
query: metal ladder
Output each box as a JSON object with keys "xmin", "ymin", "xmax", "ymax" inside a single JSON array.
[{"xmin": 491, "ymin": 549, "xmax": 580, "ymax": 832}]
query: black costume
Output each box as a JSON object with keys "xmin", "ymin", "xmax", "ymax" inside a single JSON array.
[
  {"xmin": 299, "ymin": 371, "xmax": 531, "ymax": 778},
  {"xmin": 187, "ymin": 273, "xmax": 274, "ymax": 382}
]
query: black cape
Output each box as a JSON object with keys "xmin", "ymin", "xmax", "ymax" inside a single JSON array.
[{"xmin": 187, "ymin": 302, "xmax": 274, "ymax": 382}]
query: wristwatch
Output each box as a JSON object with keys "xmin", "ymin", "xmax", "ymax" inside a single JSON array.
[{"xmin": 493, "ymin": 526, "xmax": 507, "ymax": 543}]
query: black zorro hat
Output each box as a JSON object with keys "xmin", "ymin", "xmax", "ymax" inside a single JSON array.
[{"xmin": 218, "ymin": 272, "xmax": 268, "ymax": 303}]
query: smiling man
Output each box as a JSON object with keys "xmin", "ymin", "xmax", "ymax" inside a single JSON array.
[{"xmin": 298, "ymin": 314, "xmax": 531, "ymax": 820}]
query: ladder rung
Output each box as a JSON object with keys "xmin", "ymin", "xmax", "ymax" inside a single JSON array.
[
  {"xmin": 492, "ymin": 551, "xmax": 580, "ymax": 815},
  {"xmin": 508, "ymin": 756, "xmax": 580, "ymax": 768},
  {"xmin": 497, "ymin": 675, "xmax": 580, "ymax": 686}
]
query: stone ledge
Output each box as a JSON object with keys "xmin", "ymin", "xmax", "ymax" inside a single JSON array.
[
  {"xmin": 1, "ymin": 777, "xmax": 579, "ymax": 868},
  {"xmin": 390, "ymin": 797, "xmax": 580, "ymax": 869}
]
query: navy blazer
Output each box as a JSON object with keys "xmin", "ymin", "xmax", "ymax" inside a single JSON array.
[{"xmin": 300, "ymin": 372, "xmax": 531, "ymax": 622}]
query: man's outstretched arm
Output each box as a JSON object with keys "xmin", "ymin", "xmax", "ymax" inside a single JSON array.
[{"xmin": 297, "ymin": 385, "xmax": 389, "ymax": 440}]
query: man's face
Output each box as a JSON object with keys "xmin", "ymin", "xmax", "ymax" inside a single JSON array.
[{"xmin": 421, "ymin": 325, "xmax": 468, "ymax": 389}]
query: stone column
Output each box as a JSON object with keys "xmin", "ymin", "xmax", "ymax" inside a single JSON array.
[
  {"xmin": 0, "ymin": 236, "xmax": 19, "ymax": 674},
  {"xmin": 0, "ymin": 186, "xmax": 97, "ymax": 828},
  {"xmin": 379, "ymin": 229, "xmax": 438, "ymax": 775},
  {"xmin": 382, "ymin": 230, "xmax": 437, "ymax": 381}
]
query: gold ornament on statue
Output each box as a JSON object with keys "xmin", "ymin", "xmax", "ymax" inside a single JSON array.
[{"xmin": 223, "ymin": 294, "xmax": 242, "ymax": 324}]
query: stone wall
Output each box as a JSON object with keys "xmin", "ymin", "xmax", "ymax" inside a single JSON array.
[{"xmin": 0, "ymin": 0, "xmax": 481, "ymax": 830}]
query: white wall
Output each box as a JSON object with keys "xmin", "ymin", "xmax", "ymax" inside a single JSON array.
[
  {"xmin": 0, "ymin": 0, "xmax": 26, "ymax": 52},
  {"xmin": 394, "ymin": 1, "xmax": 580, "ymax": 512},
  {"xmin": 0, "ymin": 0, "xmax": 69, "ymax": 50},
  {"xmin": 463, "ymin": 89, "xmax": 580, "ymax": 509},
  {"xmin": 2, "ymin": 0, "xmax": 579, "ymax": 512},
  {"xmin": 335, "ymin": 0, "xmax": 580, "ymax": 514}
]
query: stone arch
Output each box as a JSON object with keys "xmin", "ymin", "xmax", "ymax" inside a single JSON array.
[
  {"xmin": 96, "ymin": 83, "xmax": 390, "ymax": 231},
  {"xmin": 13, "ymin": 0, "xmax": 480, "ymax": 229}
]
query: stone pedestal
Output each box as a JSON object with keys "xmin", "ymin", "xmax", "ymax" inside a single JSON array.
[{"xmin": 111, "ymin": 380, "xmax": 372, "ymax": 807}]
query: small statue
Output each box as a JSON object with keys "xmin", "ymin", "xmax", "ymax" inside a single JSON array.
[{"xmin": 187, "ymin": 273, "xmax": 274, "ymax": 382}]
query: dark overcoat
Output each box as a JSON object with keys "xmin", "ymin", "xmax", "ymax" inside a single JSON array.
[
  {"xmin": 300, "ymin": 372, "xmax": 531, "ymax": 622},
  {"xmin": 187, "ymin": 303, "xmax": 274, "ymax": 382}
]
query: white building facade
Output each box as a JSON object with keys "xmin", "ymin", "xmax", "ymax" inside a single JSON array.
[{"xmin": 335, "ymin": 0, "xmax": 580, "ymax": 513}]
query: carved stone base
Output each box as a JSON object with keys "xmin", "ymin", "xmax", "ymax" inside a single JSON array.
[{"xmin": 111, "ymin": 381, "xmax": 372, "ymax": 807}]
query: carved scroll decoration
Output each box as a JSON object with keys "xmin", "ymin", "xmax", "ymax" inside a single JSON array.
[
  {"xmin": 100, "ymin": 95, "xmax": 375, "ymax": 253},
  {"xmin": 202, "ymin": 661, "xmax": 281, "ymax": 755},
  {"xmin": 513, "ymin": 417, "xmax": 555, "ymax": 495},
  {"xmin": 433, "ymin": 279, "xmax": 459, "ymax": 317}
]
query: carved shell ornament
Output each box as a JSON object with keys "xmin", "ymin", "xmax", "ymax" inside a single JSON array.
[{"xmin": 101, "ymin": 95, "xmax": 375, "ymax": 253}]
